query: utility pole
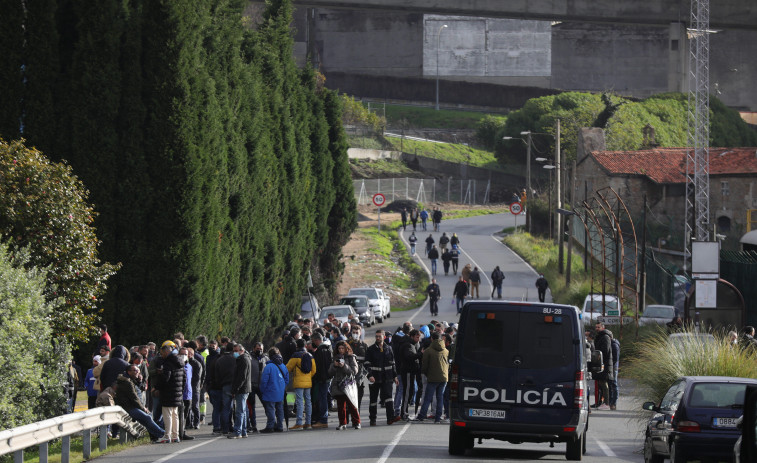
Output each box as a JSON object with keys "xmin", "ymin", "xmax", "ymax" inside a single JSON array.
[
  {"xmin": 556, "ymin": 119, "xmax": 563, "ymax": 274},
  {"xmin": 525, "ymin": 132, "xmax": 532, "ymax": 233},
  {"xmin": 566, "ymin": 160, "xmax": 577, "ymax": 285},
  {"xmin": 555, "ymin": 119, "xmax": 562, "ymax": 243}
]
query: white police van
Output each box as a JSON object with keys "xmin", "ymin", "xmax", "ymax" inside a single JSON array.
[{"xmin": 448, "ymin": 301, "xmax": 589, "ymax": 460}]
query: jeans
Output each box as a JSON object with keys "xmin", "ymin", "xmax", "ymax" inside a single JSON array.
[
  {"xmin": 221, "ymin": 384, "xmax": 233, "ymax": 433},
  {"xmin": 430, "ymin": 259, "xmax": 437, "ymax": 275},
  {"xmin": 399, "ymin": 372, "xmax": 416, "ymax": 418},
  {"xmin": 608, "ymin": 379, "xmax": 618, "ymax": 406},
  {"xmin": 456, "ymin": 297, "xmax": 465, "ymax": 314},
  {"xmin": 294, "ymin": 388, "xmax": 312, "ymax": 426},
  {"xmin": 451, "ymin": 260, "xmax": 459, "ymax": 274},
  {"xmin": 314, "ymin": 380, "xmax": 330, "ymax": 424},
  {"xmin": 410, "ymin": 243, "xmax": 416, "ymax": 255},
  {"xmin": 417, "ymin": 382, "xmax": 446, "ymax": 421},
  {"xmin": 421, "ymin": 218, "xmax": 427, "ymax": 231},
  {"xmin": 394, "ymin": 375, "xmax": 403, "ymax": 416},
  {"xmin": 128, "ymin": 407, "xmax": 164, "ymax": 439},
  {"xmin": 208, "ymin": 389, "xmax": 222, "ymax": 431},
  {"xmin": 492, "ymin": 282, "xmax": 502, "ymax": 298},
  {"xmin": 233, "ymin": 393, "xmax": 249, "ymax": 436},
  {"xmin": 429, "ymin": 298, "xmax": 438, "ymax": 315},
  {"xmin": 263, "ymin": 400, "xmax": 284, "ymax": 431},
  {"xmin": 151, "ymin": 396, "xmax": 163, "ymax": 427}
]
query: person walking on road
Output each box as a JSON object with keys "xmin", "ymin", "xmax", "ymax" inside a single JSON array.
[
  {"xmin": 441, "ymin": 247, "xmax": 452, "ymax": 276},
  {"xmin": 439, "ymin": 232, "xmax": 449, "ymax": 251},
  {"xmin": 469, "ymin": 267, "xmax": 481, "ymax": 299},
  {"xmin": 427, "ymin": 245, "xmax": 439, "ymax": 276},
  {"xmin": 450, "ymin": 233, "xmax": 459, "ymax": 248},
  {"xmin": 410, "ymin": 208, "xmax": 419, "ymax": 231},
  {"xmin": 426, "ymin": 279, "xmax": 440, "ymax": 316},
  {"xmin": 535, "ymin": 273, "xmax": 549, "ymax": 302},
  {"xmin": 461, "ymin": 264, "xmax": 472, "ymax": 293},
  {"xmin": 432, "ymin": 208, "xmax": 443, "ymax": 232},
  {"xmin": 453, "ymin": 277, "xmax": 468, "ymax": 315},
  {"xmin": 450, "ymin": 245, "xmax": 460, "ymax": 275},
  {"xmin": 491, "ymin": 266, "xmax": 505, "ymax": 299},
  {"xmin": 424, "ymin": 234, "xmax": 434, "ymax": 255},
  {"xmin": 593, "ymin": 323, "xmax": 614, "ymax": 411},
  {"xmin": 400, "ymin": 208, "xmax": 408, "ymax": 231},
  {"xmin": 420, "ymin": 208, "xmax": 429, "ymax": 231},
  {"xmin": 408, "ymin": 232, "xmax": 417, "ymax": 255}
]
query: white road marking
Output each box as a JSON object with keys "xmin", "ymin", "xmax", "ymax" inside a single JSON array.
[
  {"xmin": 376, "ymin": 421, "xmax": 412, "ymax": 463},
  {"xmin": 593, "ymin": 437, "xmax": 617, "ymax": 457},
  {"xmin": 151, "ymin": 437, "xmax": 221, "ymax": 463}
]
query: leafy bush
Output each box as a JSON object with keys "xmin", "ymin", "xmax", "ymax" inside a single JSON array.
[
  {"xmin": 0, "ymin": 139, "xmax": 120, "ymax": 342},
  {"xmin": 340, "ymin": 94, "xmax": 386, "ymax": 134},
  {"xmin": 626, "ymin": 327, "xmax": 757, "ymax": 404},
  {"xmin": 0, "ymin": 245, "xmax": 68, "ymax": 428},
  {"xmin": 475, "ymin": 114, "xmax": 508, "ymax": 150}
]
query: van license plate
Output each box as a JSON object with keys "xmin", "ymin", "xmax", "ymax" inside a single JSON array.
[
  {"xmin": 713, "ymin": 417, "xmax": 738, "ymax": 428},
  {"xmin": 469, "ymin": 409, "xmax": 506, "ymax": 419}
]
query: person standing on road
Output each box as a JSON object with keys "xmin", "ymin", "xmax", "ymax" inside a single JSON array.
[
  {"xmin": 311, "ymin": 333, "xmax": 332, "ymax": 429},
  {"xmin": 427, "ymin": 245, "xmax": 439, "ymax": 276},
  {"xmin": 398, "ymin": 330, "xmax": 423, "ymax": 421},
  {"xmin": 453, "ymin": 277, "xmax": 468, "ymax": 315},
  {"xmin": 420, "ymin": 208, "xmax": 429, "ymax": 231},
  {"xmin": 432, "ymin": 208, "xmax": 443, "ymax": 232},
  {"xmin": 450, "ymin": 245, "xmax": 460, "ymax": 275},
  {"xmin": 413, "ymin": 332, "xmax": 449, "ymax": 423},
  {"xmin": 535, "ymin": 273, "xmax": 549, "ymax": 302},
  {"xmin": 329, "ymin": 341, "xmax": 361, "ymax": 430},
  {"xmin": 228, "ymin": 343, "xmax": 252, "ymax": 438},
  {"xmin": 214, "ymin": 343, "xmax": 236, "ymax": 435},
  {"xmin": 426, "ymin": 279, "xmax": 441, "ymax": 316},
  {"xmin": 247, "ymin": 342, "xmax": 267, "ymax": 433},
  {"xmin": 593, "ymin": 323, "xmax": 614, "ymax": 410},
  {"xmin": 286, "ymin": 339, "xmax": 315, "ymax": 431},
  {"xmin": 364, "ymin": 330, "xmax": 401, "ymax": 426},
  {"xmin": 469, "ymin": 267, "xmax": 481, "ymax": 299},
  {"xmin": 410, "ymin": 208, "xmax": 419, "ymax": 231},
  {"xmin": 424, "ymin": 234, "xmax": 434, "ymax": 255},
  {"xmin": 441, "ymin": 247, "xmax": 452, "ymax": 276},
  {"xmin": 400, "ymin": 208, "xmax": 408, "ymax": 231},
  {"xmin": 609, "ymin": 337, "xmax": 620, "ymax": 410},
  {"xmin": 408, "ymin": 232, "xmax": 417, "ymax": 255},
  {"xmin": 439, "ymin": 232, "xmax": 449, "ymax": 251},
  {"xmin": 491, "ymin": 266, "xmax": 505, "ymax": 299},
  {"xmin": 155, "ymin": 341, "xmax": 185, "ymax": 443},
  {"xmin": 347, "ymin": 325, "xmax": 369, "ymax": 409}
]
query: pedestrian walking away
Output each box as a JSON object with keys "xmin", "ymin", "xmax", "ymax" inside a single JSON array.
[
  {"xmin": 426, "ymin": 279, "xmax": 441, "ymax": 316},
  {"xmin": 408, "ymin": 232, "xmax": 417, "ymax": 255},
  {"xmin": 400, "ymin": 208, "xmax": 408, "ymax": 231},
  {"xmin": 450, "ymin": 233, "xmax": 459, "ymax": 247},
  {"xmin": 424, "ymin": 234, "xmax": 434, "ymax": 255},
  {"xmin": 432, "ymin": 208, "xmax": 443, "ymax": 232},
  {"xmin": 427, "ymin": 245, "xmax": 439, "ymax": 276},
  {"xmin": 439, "ymin": 232, "xmax": 449, "ymax": 251},
  {"xmin": 461, "ymin": 263, "xmax": 472, "ymax": 293},
  {"xmin": 410, "ymin": 208, "xmax": 419, "ymax": 231},
  {"xmin": 450, "ymin": 245, "xmax": 460, "ymax": 275},
  {"xmin": 441, "ymin": 248, "xmax": 452, "ymax": 276},
  {"xmin": 453, "ymin": 277, "xmax": 468, "ymax": 315},
  {"xmin": 535, "ymin": 273, "xmax": 549, "ymax": 302},
  {"xmin": 420, "ymin": 208, "xmax": 428, "ymax": 231},
  {"xmin": 491, "ymin": 266, "xmax": 505, "ymax": 299},
  {"xmin": 469, "ymin": 267, "xmax": 481, "ymax": 299}
]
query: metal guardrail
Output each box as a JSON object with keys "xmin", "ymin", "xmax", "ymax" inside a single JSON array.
[{"xmin": 0, "ymin": 406, "xmax": 146, "ymax": 462}]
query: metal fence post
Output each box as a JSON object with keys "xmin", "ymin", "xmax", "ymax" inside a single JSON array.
[
  {"xmin": 433, "ymin": 179, "xmax": 436, "ymax": 203},
  {"xmin": 392, "ymin": 178, "xmax": 395, "ymax": 201},
  {"xmin": 39, "ymin": 442, "xmax": 48, "ymax": 463},
  {"xmin": 82, "ymin": 429, "xmax": 91, "ymax": 460},
  {"xmin": 61, "ymin": 436, "xmax": 70, "ymax": 463},
  {"xmin": 99, "ymin": 425, "xmax": 108, "ymax": 451},
  {"xmin": 13, "ymin": 450, "xmax": 22, "ymax": 463},
  {"xmin": 447, "ymin": 178, "xmax": 451, "ymax": 202},
  {"xmin": 406, "ymin": 177, "xmax": 409, "ymax": 200}
]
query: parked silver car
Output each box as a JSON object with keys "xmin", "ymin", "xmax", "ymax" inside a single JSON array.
[{"xmin": 640, "ymin": 305, "xmax": 676, "ymax": 326}]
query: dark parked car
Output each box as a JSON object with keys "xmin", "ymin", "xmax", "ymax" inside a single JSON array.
[
  {"xmin": 642, "ymin": 376, "xmax": 757, "ymax": 463},
  {"xmin": 734, "ymin": 384, "xmax": 757, "ymax": 462},
  {"xmin": 339, "ymin": 295, "xmax": 374, "ymax": 326}
]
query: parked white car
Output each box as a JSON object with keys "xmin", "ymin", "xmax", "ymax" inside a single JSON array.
[
  {"xmin": 318, "ymin": 304, "xmax": 358, "ymax": 326},
  {"xmin": 348, "ymin": 287, "xmax": 391, "ymax": 322},
  {"xmin": 639, "ymin": 304, "xmax": 676, "ymax": 325},
  {"xmin": 581, "ymin": 294, "xmax": 619, "ymax": 326}
]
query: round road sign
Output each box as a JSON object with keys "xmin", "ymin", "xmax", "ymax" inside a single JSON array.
[
  {"xmin": 372, "ymin": 193, "xmax": 386, "ymax": 207},
  {"xmin": 510, "ymin": 202, "xmax": 523, "ymax": 215}
]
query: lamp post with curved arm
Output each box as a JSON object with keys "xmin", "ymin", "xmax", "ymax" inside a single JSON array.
[{"xmin": 435, "ymin": 24, "xmax": 448, "ymax": 111}]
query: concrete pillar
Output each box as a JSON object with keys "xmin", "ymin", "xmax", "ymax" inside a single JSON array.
[{"xmin": 668, "ymin": 22, "xmax": 687, "ymax": 93}]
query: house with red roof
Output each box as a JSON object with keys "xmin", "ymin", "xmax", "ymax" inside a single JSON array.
[{"xmin": 577, "ymin": 143, "xmax": 757, "ymax": 251}]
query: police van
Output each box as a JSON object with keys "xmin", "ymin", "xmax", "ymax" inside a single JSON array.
[{"xmin": 448, "ymin": 300, "xmax": 589, "ymax": 460}]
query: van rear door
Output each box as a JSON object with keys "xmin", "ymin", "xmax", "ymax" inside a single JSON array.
[{"xmin": 458, "ymin": 303, "xmax": 578, "ymax": 426}]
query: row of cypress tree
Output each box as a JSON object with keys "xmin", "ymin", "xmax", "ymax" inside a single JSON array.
[{"xmin": 0, "ymin": 0, "xmax": 356, "ymax": 346}]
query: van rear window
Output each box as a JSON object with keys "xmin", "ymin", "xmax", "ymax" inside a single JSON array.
[{"xmin": 462, "ymin": 309, "xmax": 574, "ymax": 369}]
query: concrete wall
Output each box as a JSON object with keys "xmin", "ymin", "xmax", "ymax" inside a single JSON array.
[{"xmin": 347, "ymin": 148, "xmax": 400, "ymax": 160}]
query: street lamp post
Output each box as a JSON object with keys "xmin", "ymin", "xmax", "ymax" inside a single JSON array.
[
  {"xmin": 436, "ymin": 24, "xmax": 448, "ymax": 111},
  {"xmin": 521, "ymin": 131, "xmax": 533, "ymax": 233}
]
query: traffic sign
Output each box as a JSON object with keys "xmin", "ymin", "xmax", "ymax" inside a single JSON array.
[
  {"xmin": 372, "ymin": 193, "xmax": 386, "ymax": 207},
  {"xmin": 510, "ymin": 202, "xmax": 522, "ymax": 215},
  {"xmin": 597, "ymin": 316, "xmax": 636, "ymax": 325}
]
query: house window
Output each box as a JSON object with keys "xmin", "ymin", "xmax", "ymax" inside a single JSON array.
[
  {"xmin": 721, "ymin": 181, "xmax": 729, "ymax": 196},
  {"xmin": 717, "ymin": 216, "xmax": 731, "ymax": 233}
]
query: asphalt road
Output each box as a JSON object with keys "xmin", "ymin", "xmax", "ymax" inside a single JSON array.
[{"xmin": 102, "ymin": 213, "xmax": 649, "ymax": 463}]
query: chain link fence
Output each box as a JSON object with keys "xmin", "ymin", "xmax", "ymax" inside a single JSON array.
[{"xmin": 354, "ymin": 177, "xmax": 493, "ymax": 205}]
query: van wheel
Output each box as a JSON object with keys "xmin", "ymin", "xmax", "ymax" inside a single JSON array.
[
  {"xmin": 377, "ymin": 317, "xmax": 383, "ymax": 323},
  {"xmin": 566, "ymin": 433, "xmax": 583, "ymax": 461},
  {"xmin": 582, "ymin": 429, "xmax": 587, "ymax": 455},
  {"xmin": 386, "ymin": 311, "xmax": 391, "ymax": 318},
  {"xmin": 449, "ymin": 427, "xmax": 471, "ymax": 455}
]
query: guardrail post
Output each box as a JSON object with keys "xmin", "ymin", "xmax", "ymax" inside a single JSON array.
[
  {"xmin": 119, "ymin": 431, "xmax": 128, "ymax": 444},
  {"xmin": 99, "ymin": 425, "xmax": 108, "ymax": 451},
  {"xmin": 13, "ymin": 450, "xmax": 22, "ymax": 463},
  {"xmin": 39, "ymin": 442, "xmax": 48, "ymax": 463},
  {"xmin": 61, "ymin": 435, "xmax": 70, "ymax": 463},
  {"xmin": 82, "ymin": 429, "xmax": 91, "ymax": 460}
]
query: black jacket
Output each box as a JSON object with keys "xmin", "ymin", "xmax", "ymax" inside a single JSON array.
[
  {"xmin": 114, "ymin": 374, "xmax": 142, "ymax": 411},
  {"xmin": 593, "ymin": 330, "xmax": 614, "ymax": 381},
  {"xmin": 312, "ymin": 343, "xmax": 333, "ymax": 382},
  {"xmin": 391, "ymin": 333, "xmax": 406, "ymax": 372},
  {"xmin": 491, "ymin": 269, "xmax": 505, "ymax": 283},
  {"xmin": 205, "ymin": 349, "xmax": 220, "ymax": 390},
  {"xmin": 428, "ymin": 248, "xmax": 439, "ymax": 259},
  {"xmin": 100, "ymin": 345, "xmax": 130, "ymax": 390},
  {"xmin": 469, "ymin": 270, "xmax": 480, "ymax": 283},
  {"xmin": 441, "ymin": 250, "xmax": 452, "ymax": 263},
  {"xmin": 231, "ymin": 351, "xmax": 253, "ymax": 394},
  {"xmin": 426, "ymin": 283, "xmax": 440, "ymax": 299},
  {"xmin": 250, "ymin": 352, "xmax": 268, "ymax": 389},
  {"xmin": 450, "ymin": 235, "xmax": 459, "ymax": 246},
  {"xmin": 347, "ymin": 338, "xmax": 368, "ymax": 381},
  {"xmin": 156, "ymin": 353, "xmax": 185, "ymax": 407},
  {"xmin": 432, "ymin": 210, "xmax": 442, "ymax": 222},
  {"xmin": 453, "ymin": 281, "xmax": 468, "ymax": 298},
  {"xmin": 275, "ymin": 337, "xmax": 297, "ymax": 364},
  {"xmin": 439, "ymin": 235, "xmax": 449, "ymax": 246},
  {"xmin": 399, "ymin": 337, "xmax": 422, "ymax": 375},
  {"xmin": 365, "ymin": 341, "xmax": 397, "ymax": 383},
  {"xmin": 214, "ymin": 351, "xmax": 236, "ymax": 387},
  {"xmin": 536, "ymin": 276, "xmax": 549, "ymax": 290},
  {"xmin": 188, "ymin": 356, "xmax": 203, "ymax": 393}
]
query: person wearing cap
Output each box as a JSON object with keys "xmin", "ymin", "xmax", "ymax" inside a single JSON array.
[
  {"xmin": 154, "ymin": 340, "xmax": 185, "ymax": 443},
  {"xmin": 85, "ymin": 356, "xmax": 101, "ymax": 409},
  {"xmin": 97, "ymin": 323, "xmax": 112, "ymax": 351}
]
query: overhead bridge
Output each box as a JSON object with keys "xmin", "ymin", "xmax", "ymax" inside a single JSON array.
[{"xmin": 290, "ymin": 0, "xmax": 757, "ymax": 30}]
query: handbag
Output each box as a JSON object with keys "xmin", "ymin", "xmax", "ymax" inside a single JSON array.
[{"xmin": 338, "ymin": 375, "xmax": 356, "ymax": 391}]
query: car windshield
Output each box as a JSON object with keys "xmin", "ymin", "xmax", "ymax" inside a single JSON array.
[
  {"xmin": 689, "ymin": 383, "xmax": 747, "ymax": 409},
  {"xmin": 340, "ymin": 297, "xmax": 367, "ymax": 307},
  {"xmin": 643, "ymin": 306, "xmax": 675, "ymax": 318},
  {"xmin": 321, "ymin": 307, "xmax": 351, "ymax": 319},
  {"xmin": 462, "ymin": 308, "xmax": 574, "ymax": 369},
  {"xmin": 585, "ymin": 300, "xmax": 618, "ymax": 313},
  {"xmin": 350, "ymin": 289, "xmax": 378, "ymax": 299}
]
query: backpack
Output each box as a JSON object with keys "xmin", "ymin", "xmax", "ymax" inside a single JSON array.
[{"xmin": 298, "ymin": 352, "xmax": 313, "ymax": 374}]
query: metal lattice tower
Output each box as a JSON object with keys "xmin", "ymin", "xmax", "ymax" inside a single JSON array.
[{"xmin": 684, "ymin": 0, "xmax": 711, "ymax": 273}]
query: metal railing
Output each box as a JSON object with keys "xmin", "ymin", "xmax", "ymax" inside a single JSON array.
[{"xmin": 0, "ymin": 406, "xmax": 146, "ymax": 462}]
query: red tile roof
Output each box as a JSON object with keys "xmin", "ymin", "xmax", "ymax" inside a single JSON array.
[{"xmin": 589, "ymin": 147, "xmax": 757, "ymax": 184}]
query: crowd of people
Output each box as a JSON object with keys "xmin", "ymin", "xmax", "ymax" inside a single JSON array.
[{"xmin": 80, "ymin": 316, "xmax": 461, "ymax": 443}]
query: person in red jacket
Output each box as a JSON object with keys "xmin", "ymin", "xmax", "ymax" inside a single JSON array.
[{"xmin": 97, "ymin": 324, "xmax": 112, "ymax": 351}]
